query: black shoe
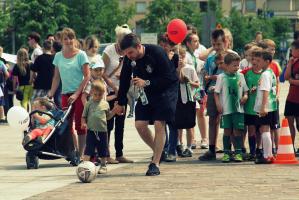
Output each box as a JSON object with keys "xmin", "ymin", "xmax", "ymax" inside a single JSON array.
[
  {"xmin": 145, "ymin": 163, "xmax": 160, "ymax": 176},
  {"xmin": 176, "ymin": 145, "xmax": 184, "ymax": 157},
  {"xmin": 165, "ymin": 154, "xmax": 177, "ymax": 162},
  {"xmin": 254, "ymin": 153, "xmax": 264, "ymax": 164},
  {"xmin": 181, "ymin": 149, "xmax": 192, "ymax": 157},
  {"xmin": 198, "ymin": 150, "xmax": 216, "ymax": 161},
  {"xmin": 191, "ymin": 144, "xmax": 196, "ymax": 149},
  {"xmin": 160, "ymin": 150, "xmax": 167, "ymax": 162}
]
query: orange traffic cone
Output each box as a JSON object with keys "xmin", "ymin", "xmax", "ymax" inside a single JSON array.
[{"xmin": 274, "ymin": 118, "xmax": 299, "ymax": 164}]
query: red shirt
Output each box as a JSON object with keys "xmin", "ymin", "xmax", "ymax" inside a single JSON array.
[
  {"xmin": 287, "ymin": 61, "xmax": 299, "ymax": 103},
  {"xmin": 269, "ymin": 61, "xmax": 281, "ymax": 78}
]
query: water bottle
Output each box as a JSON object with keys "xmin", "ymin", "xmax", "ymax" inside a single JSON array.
[{"xmin": 139, "ymin": 88, "xmax": 149, "ymax": 105}]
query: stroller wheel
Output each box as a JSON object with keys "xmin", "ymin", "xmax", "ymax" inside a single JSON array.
[{"xmin": 26, "ymin": 152, "xmax": 39, "ymax": 169}]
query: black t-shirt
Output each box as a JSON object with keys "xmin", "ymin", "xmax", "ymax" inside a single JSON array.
[
  {"xmin": 12, "ymin": 64, "xmax": 31, "ymax": 86},
  {"xmin": 31, "ymin": 54, "xmax": 55, "ymax": 89},
  {"xmin": 118, "ymin": 44, "xmax": 178, "ymax": 106}
]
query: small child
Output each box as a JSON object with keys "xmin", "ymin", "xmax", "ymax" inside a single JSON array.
[
  {"xmin": 214, "ymin": 53, "xmax": 249, "ymax": 162},
  {"xmin": 239, "ymin": 42, "xmax": 255, "ymax": 71},
  {"xmin": 242, "ymin": 49, "xmax": 263, "ymax": 160},
  {"xmin": 22, "ymin": 97, "xmax": 55, "ymax": 146},
  {"xmin": 175, "ymin": 47, "xmax": 200, "ymax": 157},
  {"xmin": 254, "ymin": 50, "xmax": 277, "ymax": 164},
  {"xmin": 81, "ymin": 80, "xmax": 116, "ymax": 174}
]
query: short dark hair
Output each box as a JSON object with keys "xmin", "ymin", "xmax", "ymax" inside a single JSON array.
[
  {"xmin": 294, "ymin": 31, "xmax": 299, "ymax": 40},
  {"xmin": 52, "ymin": 41, "xmax": 62, "ymax": 52},
  {"xmin": 211, "ymin": 29, "xmax": 225, "ymax": 41},
  {"xmin": 253, "ymin": 50, "xmax": 272, "ymax": 62},
  {"xmin": 28, "ymin": 32, "xmax": 41, "ymax": 43},
  {"xmin": 43, "ymin": 40, "xmax": 52, "ymax": 51},
  {"xmin": 256, "ymin": 31, "xmax": 262, "ymax": 36},
  {"xmin": 46, "ymin": 34, "xmax": 54, "ymax": 39},
  {"xmin": 224, "ymin": 52, "xmax": 240, "ymax": 65},
  {"xmin": 120, "ymin": 33, "xmax": 141, "ymax": 50},
  {"xmin": 291, "ymin": 40, "xmax": 299, "ymax": 49}
]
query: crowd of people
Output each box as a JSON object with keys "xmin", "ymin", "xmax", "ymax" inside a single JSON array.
[{"xmin": 0, "ymin": 23, "xmax": 298, "ymax": 176}]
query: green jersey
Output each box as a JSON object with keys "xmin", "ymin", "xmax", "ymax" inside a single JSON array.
[
  {"xmin": 243, "ymin": 69, "xmax": 261, "ymax": 115},
  {"xmin": 254, "ymin": 69, "xmax": 277, "ymax": 113},
  {"xmin": 215, "ymin": 72, "xmax": 249, "ymax": 115}
]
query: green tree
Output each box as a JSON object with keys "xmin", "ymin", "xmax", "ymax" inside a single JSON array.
[
  {"xmin": 11, "ymin": 0, "xmax": 68, "ymax": 50},
  {"xmin": 63, "ymin": 0, "xmax": 135, "ymax": 42},
  {"xmin": 140, "ymin": 0, "xmax": 202, "ymax": 34}
]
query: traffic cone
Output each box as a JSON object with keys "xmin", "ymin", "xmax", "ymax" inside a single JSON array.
[{"xmin": 274, "ymin": 118, "xmax": 299, "ymax": 164}]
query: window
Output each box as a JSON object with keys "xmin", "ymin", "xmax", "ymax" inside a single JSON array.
[
  {"xmin": 232, "ymin": 0, "xmax": 242, "ymax": 11},
  {"xmin": 200, "ymin": 2, "xmax": 208, "ymax": 12},
  {"xmin": 246, "ymin": 0, "xmax": 256, "ymax": 12},
  {"xmin": 136, "ymin": 2, "xmax": 147, "ymax": 14}
]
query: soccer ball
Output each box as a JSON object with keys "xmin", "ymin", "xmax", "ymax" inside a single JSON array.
[{"xmin": 76, "ymin": 161, "xmax": 97, "ymax": 183}]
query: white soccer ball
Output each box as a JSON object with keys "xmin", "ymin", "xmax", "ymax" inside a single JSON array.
[
  {"xmin": 76, "ymin": 161, "xmax": 97, "ymax": 183},
  {"xmin": 7, "ymin": 106, "xmax": 29, "ymax": 131}
]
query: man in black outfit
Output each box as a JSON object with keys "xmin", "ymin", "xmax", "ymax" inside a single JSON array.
[{"xmin": 113, "ymin": 33, "xmax": 178, "ymax": 176}]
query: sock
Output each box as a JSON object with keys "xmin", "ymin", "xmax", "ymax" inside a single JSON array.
[
  {"xmin": 242, "ymin": 147, "xmax": 247, "ymax": 154},
  {"xmin": 234, "ymin": 136, "xmax": 243, "ymax": 154},
  {"xmin": 223, "ymin": 135, "xmax": 231, "ymax": 154},
  {"xmin": 249, "ymin": 136, "xmax": 256, "ymax": 155},
  {"xmin": 262, "ymin": 132, "xmax": 273, "ymax": 158},
  {"xmin": 209, "ymin": 145, "xmax": 215, "ymax": 154}
]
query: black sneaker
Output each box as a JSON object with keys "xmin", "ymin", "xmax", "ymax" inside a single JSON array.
[
  {"xmin": 160, "ymin": 150, "xmax": 167, "ymax": 162},
  {"xmin": 191, "ymin": 144, "xmax": 196, "ymax": 149},
  {"xmin": 181, "ymin": 149, "xmax": 192, "ymax": 157},
  {"xmin": 176, "ymin": 145, "xmax": 184, "ymax": 157},
  {"xmin": 198, "ymin": 150, "xmax": 216, "ymax": 161},
  {"xmin": 145, "ymin": 163, "xmax": 160, "ymax": 176}
]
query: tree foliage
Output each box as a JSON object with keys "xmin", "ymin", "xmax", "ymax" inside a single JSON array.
[
  {"xmin": 217, "ymin": 8, "xmax": 291, "ymax": 53},
  {"xmin": 62, "ymin": 0, "xmax": 135, "ymax": 42},
  {"xmin": 140, "ymin": 0, "xmax": 202, "ymax": 34}
]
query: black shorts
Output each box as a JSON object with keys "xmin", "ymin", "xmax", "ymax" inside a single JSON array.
[
  {"xmin": 284, "ymin": 101, "xmax": 299, "ymax": 117},
  {"xmin": 84, "ymin": 130, "xmax": 108, "ymax": 157},
  {"xmin": 244, "ymin": 114, "xmax": 258, "ymax": 126},
  {"xmin": 135, "ymin": 100, "xmax": 176, "ymax": 122},
  {"xmin": 256, "ymin": 111, "xmax": 280, "ymax": 129}
]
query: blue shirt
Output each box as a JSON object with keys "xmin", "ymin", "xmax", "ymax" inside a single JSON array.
[
  {"xmin": 53, "ymin": 50, "xmax": 89, "ymax": 94},
  {"xmin": 204, "ymin": 53, "xmax": 224, "ymax": 93}
]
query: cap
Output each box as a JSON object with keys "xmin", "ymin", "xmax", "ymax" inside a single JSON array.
[{"xmin": 90, "ymin": 60, "xmax": 105, "ymax": 69}]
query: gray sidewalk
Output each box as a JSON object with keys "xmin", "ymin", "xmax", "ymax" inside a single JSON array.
[{"xmin": 1, "ymin": 82, "xmax": 298, "ymax": 200}]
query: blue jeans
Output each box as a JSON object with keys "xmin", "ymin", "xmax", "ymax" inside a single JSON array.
[{"xmin": 167, "ymin": 121, "xmax": 178, "ymax": 155}]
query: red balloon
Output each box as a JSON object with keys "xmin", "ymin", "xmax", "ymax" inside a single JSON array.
[{"xmin": 167, "ymin": 19, "xmax": 187, "ymax": 44}]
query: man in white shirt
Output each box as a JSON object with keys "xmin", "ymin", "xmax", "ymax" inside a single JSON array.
[{"xmin": 28, "ymin": 32, "xmax": 43, "ymax": 63}]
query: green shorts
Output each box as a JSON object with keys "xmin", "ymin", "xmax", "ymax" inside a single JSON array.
[{"xmin": 221, "ymin": 113, "xmax": 244, "ymax": 130}]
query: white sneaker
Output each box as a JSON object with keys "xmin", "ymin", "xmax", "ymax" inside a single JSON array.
[
  {"xmin": 98, "ymin": 165, "xmax": 107, "ymax": 174},
  {"xmin": 200, "ymin": 139, "xmax": 208, "ymax": 149}
]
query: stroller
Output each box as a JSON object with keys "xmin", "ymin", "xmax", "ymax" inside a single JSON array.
[{"xmin": 23, "ymin": 102, "xmax": 80, "ymax": 169}]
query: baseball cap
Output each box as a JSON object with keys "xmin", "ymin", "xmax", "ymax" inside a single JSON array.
[{"xmin": 90, "ymin": 60, "xmax": 105, "ymax": 69}]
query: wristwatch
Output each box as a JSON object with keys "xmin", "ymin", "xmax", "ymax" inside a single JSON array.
[{"xmin": 145, "ymin": 80, "xmax": 150, "ymax": 87}]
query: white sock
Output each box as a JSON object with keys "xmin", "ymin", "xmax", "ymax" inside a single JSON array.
[{"xmin": 262, "ymin": 132, "xmax": 273, "ymax": 158}]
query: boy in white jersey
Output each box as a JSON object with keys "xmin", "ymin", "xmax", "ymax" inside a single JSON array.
[
  {"xmin": 215, "ymin": 53, "xmax": 249, "ymax": 162},
  {"xmin": 254, "ymin": 50, "xmax": 277, "ymax": 164}
]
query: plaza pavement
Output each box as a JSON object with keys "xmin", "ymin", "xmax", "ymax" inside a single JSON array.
[{"xmin": 1, "ymin": 82, "xmax": 299, "ymax": 200}]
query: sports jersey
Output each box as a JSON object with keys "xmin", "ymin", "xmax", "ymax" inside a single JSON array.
[
  {"xmin": 214, "ymin": 72, "xmax": 248, "ymax": 115},
  {"xmin": 243, "ymin": 69, "xmax": 262, "ymax": 115},
  {"xmin": 254, "ymin": 69, "xmax": 278, "ymax": 113}
]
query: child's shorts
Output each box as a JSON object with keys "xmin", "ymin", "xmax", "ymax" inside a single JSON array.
[
  {"xmin": 256, "ymin": 111, "xmax": 279, "ymax": 129},
  {"xmin": 244, "ymin": 114, "xmax": 258, "ymax": 126},
  {"xmin": 221, "ymin": 113, "xmax": 244, "ymax": 130},
  {"xmin": 85, "ymin": 130, "xmax": 108, "ymax": 157}
]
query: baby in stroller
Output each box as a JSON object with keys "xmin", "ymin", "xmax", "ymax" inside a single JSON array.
[{"xmin": 22, "ymin": 97, "xmax": 55, "ymax": 146}]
